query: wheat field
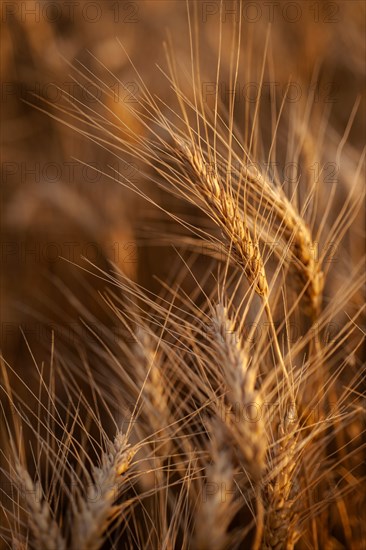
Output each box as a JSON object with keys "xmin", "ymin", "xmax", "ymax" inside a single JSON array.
[{"xmin": 1, "ymin": 1, "xmax": 365, "ymax": 549}]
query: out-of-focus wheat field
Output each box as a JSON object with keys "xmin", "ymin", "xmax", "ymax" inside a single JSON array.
[{"xmin": 1, "ymin": 1, "xmax": 365, "ymax": 549}]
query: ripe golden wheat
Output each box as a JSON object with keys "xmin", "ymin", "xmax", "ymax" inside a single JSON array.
[{"xmin": 1, "ymin": 3, "xmax": 365, "ymax": 549}]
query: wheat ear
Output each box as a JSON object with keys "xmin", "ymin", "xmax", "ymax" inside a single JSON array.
[
  {"xmin": 272, "ymin": 190, "xmax": 323, "ymax": 318},
  {"xmin": 212, "ymin": 304, "xmax": 267, "ymax": 480},
  {"xmin": 134, "ymin": 328, "xmax": 172, "ymax": 457},
  {"xmin": 73, "ymin": 432, "xmax": 135, "ymax": 550},
  {"xmin": 15, "ymin": 463, "xmax": 66, "ymax": 550},
  {"xmin": 176, "ymin": 139, "xmax": 268, "ymax": 297},
  {"xmin": 194, "ymin": 424, "xmax": 238, "ymax": 550},
  {"xmin": 244, "ymin": 167, "xmax": 324, "ymax": 318},
  {"xmin": 263, "ymin": 403, "xmax": 299, "ymax": 550}
]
